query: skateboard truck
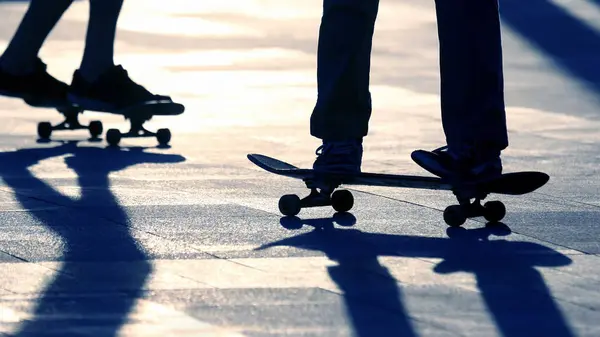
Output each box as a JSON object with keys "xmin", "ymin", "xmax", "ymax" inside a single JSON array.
[
  {"xmin": 105, "ymin": 115, "xmax": 171, "ymax": 147},
  {"xmin": 443, "ymin": 187, "xmax": 506, "ymax": 227},
  {"xmin": 37, "ymin": 106, "xmax": 103, "ymax": 141},
  {"xmin": 278, "ymin": 178, "xmax": 354, "ymax": 216}
]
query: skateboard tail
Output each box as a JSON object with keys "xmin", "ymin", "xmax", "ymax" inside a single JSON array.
[{"xmin": 248, "ymin": 153, "xmax": 299, "ymax": 171}]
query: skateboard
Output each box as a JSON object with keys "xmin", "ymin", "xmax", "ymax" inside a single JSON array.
[
  {"xmin": 34, "ymin": 100, "xmax": 184, "ymax": 146},
  {"xmin": 247, "ymin": 153, "xmax": 549, "ymax": 227}
]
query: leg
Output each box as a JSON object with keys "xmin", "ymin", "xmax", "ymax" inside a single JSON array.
[
  {"xmin": 437, "ymin": 0, "xmax": 508, "ymax": 156},
  {"xmin": 0, "ymin": 0, "xmax": 73, "ymax": 105},
  {"xmin": 68, "ymin": 0, "xmax": 175, "ymax": 112},
  {"xmin": 412, "ymin": 0, "xmax": 507, "ymax": 180},
  {"xmin": 0, "ymin": 0, "xmax": 73, "ymax": 73},
  {"xmin": 310, "ymin": 0, "xmax": 379, "ymax": 141},
  {"xmin": 310, "ymin": 0, "xmax": 379, "ymax": 173},
  {"xmin": 77, "ymin": 0, "xmax": 124, "ymax": 82}
]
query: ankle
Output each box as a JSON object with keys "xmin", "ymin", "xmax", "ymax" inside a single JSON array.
[
  {"xmin": 0, "ymin": 57, "xmax": 36, "ymax": 76},
  {"xmin": 323, "ymin": 138, "xmax": 363, "ymax": 144},
  {"xmin": 76, "ymin": 64, "xmax": 114, "ymax": 83}
]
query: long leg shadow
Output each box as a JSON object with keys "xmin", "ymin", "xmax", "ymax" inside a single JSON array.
[
  {"xmin": 0, "ymin": 142, "xmax": 185, "ymax": 336},
  {"xmin": 438, "ymin": 226, "xmax": 575, "ymax": 336},
  {"xmin": 259, "ymin": 216, "xmax": 574, "ymax": 337},
  {"xmin": 501, "ymin": 0, "xmax": 600, "ymax": 99},
  {"xmin": 281, "ymin": 214, "xmax": 417, "ymax": 336}
]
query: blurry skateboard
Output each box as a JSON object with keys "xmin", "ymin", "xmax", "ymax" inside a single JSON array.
[
  {"xmin": 247, "ymin": 153, "xmax": 549, "ymax": 227},
  {"xmin": 31, "ymin": 98, "xmax": 184, "ymax": 146}
]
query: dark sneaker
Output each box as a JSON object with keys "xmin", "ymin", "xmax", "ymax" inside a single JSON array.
[
  {"xmin": 411, "ymin": 145, "xmax": 502, "ymax": 182},
  {"xmin": 68, "ymin": 65, "xmax": 172, "ymax": 112},
  {"xmin": 0, "ymin": 58, "xmax": 68, "ymax": 107},
  {"xmin": 313, "ymin": 139, "xmax": 363, "ymax": 174}
]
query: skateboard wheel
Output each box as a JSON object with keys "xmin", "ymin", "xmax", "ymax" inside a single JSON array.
[
  {"xmin": 37, "ymin": 122, "xmax": 52, "ymax": 139},
  {"xmin": 443, "ymin": 205, "xmax": 466, "ymax": 227},
  {"xmin": 156, "ymin": 128, "xmax": 171, "ymax": 145},
  {"xmin": 88, "ymin": 120, "xmax": 103, "ymax": 138},
  {"xmin": 331, "ymin": 189, "xmax": 354, "ymax": 213},
  {"xmin": 483, "ymin": 201, "xmax": 506, "ymax": 223},
  {"xmin": 279, "ymin": 194, "xmax": 301, "ymax": 216},
  {"xmin": 106, "ymin": 128, "xmax": 121, "ymax": 146}
]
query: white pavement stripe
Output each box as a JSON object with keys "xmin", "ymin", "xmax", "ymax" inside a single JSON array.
[
  {"xmin": 0, "ymin": 300, "xmax": 247, "ymax": 337},
  {"xmin": 120, "ymin": 300, "xmax": 247, "ymax": 337},
  {"xmin": 0, "ymin": 255, "xmax": 583, "ymax": 293}
]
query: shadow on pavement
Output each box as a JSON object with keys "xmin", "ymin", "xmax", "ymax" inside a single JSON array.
[
  {"xmin": 0, "ymin": 141, "xmax": 185, "ymax": 336},
  {"xmin": 258, "ymin": 215, "xmax": 574, "ymax": 337},
  {"xmin": 501, "ymin": 0, "xmax": 600, "ymax": 106}
]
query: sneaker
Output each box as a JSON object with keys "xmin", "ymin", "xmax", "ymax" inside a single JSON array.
[
  {"xmin": 411, "ymin": 145, "xmax": 502, "ymax": 182},
  {"xmin": 0, "ymin": 58, "xmax": 68, "ymax": 107},
  {"xmin": 68, "ymin": 65, "xmax": 172, "ymax": 112},
  {"xmin": 312, "ymin": 139, "xmax": 363, "ymax": 174}
]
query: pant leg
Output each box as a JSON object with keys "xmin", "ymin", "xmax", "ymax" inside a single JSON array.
[
  {"xmin": 310, "ymin": 0, "xmax": 380, "ymax": 141},
  {"xmin": 435, "ymin": 0, "xmax": 509, "ymax": 156}
]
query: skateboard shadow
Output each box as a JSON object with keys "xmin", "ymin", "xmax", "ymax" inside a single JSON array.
[
  {"xmin": 257, "ymin": 217, "xmax": 575, "ymax": 337},
  {"xmin": 279, "ymin": 212, "xmax": 358, "ymax": 230},
  {"xmin": 501, "ymin": 0, "xmax": 600, "ymax": 116},
  {"xmin": 38, "ymin": 137, "xmax": 174, "ymax": 150},
  {"xmin": 0, "ymin": 141, "xmax": 185, "ymax": 336}
]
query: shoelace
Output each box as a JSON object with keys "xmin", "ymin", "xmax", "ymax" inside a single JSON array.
[
  {"xmin": 315, "ymin": 142, "xmax": 359, "ymax": 156},
  {"xmin": 113, "ymin": 66, "xmax": 167, "ymax": 100},
  {"xmin": 114, "ymin": 67, "xmax": 144, "ymax": 91},
  {"xmin": 435, "ymin": 146, "xmax": 500, "ymax": 175}
]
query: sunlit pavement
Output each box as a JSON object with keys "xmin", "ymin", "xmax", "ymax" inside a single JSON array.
[{"xmin": 0, "ymin": 0, "xmax": 599, "ymax": 336}]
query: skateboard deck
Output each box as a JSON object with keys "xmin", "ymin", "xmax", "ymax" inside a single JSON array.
[
  {"xmin": 248, "ymin": 153, "xmax": 548, "ymax": 195},
  {"xmin": 81, "ymin": 100, "xmax": 185, "ymax": 118},
  {"xmin": 247, "ymin": 153, "xmax": 550, "ymax": 227}
]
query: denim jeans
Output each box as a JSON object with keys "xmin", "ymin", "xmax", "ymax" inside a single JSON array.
[{"xmin": 310, "ymin": 0, "xmax": 509, "ymax": 154}]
